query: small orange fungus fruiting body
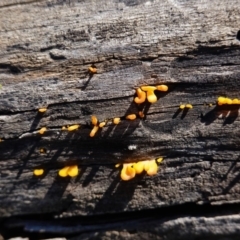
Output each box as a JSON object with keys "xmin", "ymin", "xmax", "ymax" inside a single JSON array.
[
  {"xmin": 185, "ymin": 104, "xmax": 193, "ymax": 109},
  {"xmin": 138, "ymin": 111, "xmax": 144, "ymax": 118},
  {"xmin": 156, "ymin": 157, "xmax": 163, "ymax": 163},
  {"xmin": 90, "ymin": 126, "xmax": 99, "ymax": 137},
  {"xmin": 226, "ymin": 98, "xmax": 232, "ymax": 104},
  {"xmin": 156, "ymin": 85, "xmax": 168, "ymax": 92},
  {"xmin": 179, "ymin": 104, "xmax": 185, "ymax": 109},
  {"xmin": 62, "ymin": 126, "xmax": 66, "ymax": 130},
  {"xmin": 146, "ymin": 160, "xmax": 158, "ymax": 176},
  {"xmin": 67, "ymin": 165, "xmax": 79, "ymax": 177},
  {"xmin": 141, "ymin": 86, "xmax": 157, "ymax": 103},
  {"xmin": 113, "ymin": 117, "xmax": 121, "ymax": 125},
  {"xmin": 126, "ymin": 114, "xmax": 137, "ymax": 120},
  {"xmin": 59, "ymin": 167, "xmax": 69, "ymax": 177},
  {"xmin": 39, "ymin": 127, "xmax": 47, "ymax": 134},
  {"xmin": 67, "ymin": 124, "xmax": 80, "ymax": 131},
  {"xmin": 232, "ymin": 99, "xmax": 239, "ymax": 104},
  {"xmin": 121, "ymin": 164, "xmax": 136, "ymax": 181},
  {"xmin": 40, "ymin": 148, "xmax": 46, "ymax": 153},
  {"xmin": 88, "ymin": 67, "xmax": 97, "ymax": 74},
  {"xmin": 217, "ymin": 97, "xmax": 228, "ymax": 105},
  {"xmin": 34, "ymin": 169, "xmax": 44, "ymax": 176},
  {"xmin": 38, "ymin": 108, "xmax": 47, "ymax": 113},
  {"xmin": 91, "ymin": 115, "xmax": 98, "ymax": 126},
  {"xmin": 99, "ymin": 122, "xmax": 106, "ymax": 128},
  {"xmin": 133, "ymin": 161, "xmax": 144, "ymax": 174},
  {"xmin": 115, "ymin": 163, "xmax": 121, "ymax": 168},
  {"xmin": 134, "ymin": 88, "xmax": 146, "ymax": 104}
]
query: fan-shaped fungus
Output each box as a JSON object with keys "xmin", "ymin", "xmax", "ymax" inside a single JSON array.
[
  {"xmin": 67, "ymin": 124, "xmax": 80, "ymax": 131},
  {"xmin": 90, "ymin": 126, "xmax": 99, "ymax": 137},
  {"xmin": 156, "ymin": 85, "xmax": 168, "ymax": 92},
  {"xmin": 134, "ymin": 88, "xmax": 146, "ymax": 104},
  {"xmin": 141, "ymin": 86, "xmax": 157, "ymax": 103},
  {"xmin": 91, "ymin": 115, "xmax": 98, "ymax": 126},
  {"xmin": 126, "ymin": 114, "xmax": 136, "ymax": 120},
  {"xmin": 113, "ymin": 117, "xmax": 121, "ymax": 125},
  {"xmin": 39, "ymin": 127, "xmax": 47, "ymax": 135},
  {"xmin": 38, "ymin": 108, "xmax": 47, "ymax": 113},
  {"xmin": 88, "ymin": 67, "xmax": 97, "ymax": 74},
  {"xmin": 33, "ymin": 169, "xmax": 44, "ymax": 176}
]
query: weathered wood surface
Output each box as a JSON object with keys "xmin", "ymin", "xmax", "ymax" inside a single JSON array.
[{"xmin": 0, "ymin": 0, "xmax": 240, "ymax": 238}]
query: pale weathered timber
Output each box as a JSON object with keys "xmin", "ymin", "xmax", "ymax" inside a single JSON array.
[{"xmin": 0, "ymin": 0, "xmax": 240, "ymax": 239}]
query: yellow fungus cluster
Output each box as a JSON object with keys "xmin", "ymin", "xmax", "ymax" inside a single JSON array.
[
  {"xmin": 33, "ymin": 169, "xmax": 44, "ymax": 176},
  {"xmin": 217, "ymin": 97, "xmax": 240, "ymax": 105},
  {"xmin": 134, "ymin": 84, "xmax": 168, "ymax": 104},
  {"xmin": 58, "ymin": 165, "xmax": 79, "ymax": 177},
  {"xmin": 39, "ymin": 127, "xmax": 47, "ymax": 134},
  {"xmin": 118, "ymin": 158, "xmax": 163, "ymax": 181},
  {"xmin": 179, "ymin": 104, "xmax": 193, "ymax": 109}
]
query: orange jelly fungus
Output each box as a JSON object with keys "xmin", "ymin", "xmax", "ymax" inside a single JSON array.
[
  {"xmin": 38, "ymin": 108, "xmax": 47, "ymax": 113},
  {"xmin": 88, "ymin": 67, "xmax": 97, "ymax": 74},
  {"xmin": 121, "ymin": 163, "xmax": 136, "ymax": 181},
  {"xmin": 67, "ymin": 124, "xmax": 80, "ymax": 131},
  {"xmin": 59, "ymin": 165, "xmax": 79, "ymax": 177},
  {"xmin": 99, "ymin": 122, "xmax": 106, "ymax": 128},
  {"xmin": 126, "ymin": 114, "xmax": 137, "ymax": 120},
  {"xmin": 113, "ymin": 117, "xmax": 121, "ymax": 125},
  {"xmin": 185, "ymin": 104, "xmax": 193, "ymax": 109},
  {"xmin": 91, "ymin": 115, "xmax": 98, "ymax": 126},
  {"xmin": 33, "ymin": 169, "xmax": 44, "ymax": 176},
  {"xmin": 141, "ymin": 86, "xmax": 157, "ymax": 103},
  {"xmin": 90, "ymin": 125, "xmax": 99, "ymax": 137},
  {"xmin": 134, "ymin": 88, "xmax": 146, "ymax": 104},
  {"xmin": 39, "ymin": 127, "xmax": 47, "ymax": 134},
  {"xmin": 156, "ymin": 85, "xmax": 168, "ymax": 92},
  {"xmin": 179, "ymin": 104, "xmax": 185, "ymax": 109},
  {"xmin": 62, "ymin": 126, "xmax": 66, "ymax": 130}
]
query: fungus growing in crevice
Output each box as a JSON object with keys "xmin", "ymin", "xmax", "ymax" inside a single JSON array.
[
  {"xmin": 185, "ymin": 104, "xmax": 193, "ymax": 109},
  {"xmin": 58, "ymin": 165, "xmax": 79, "ymax": 177},
  {"xmin": 39, "ymin": 148, "xmax": 46, "ymax": 154},
  {"xmin": 88, "ymin": 67, "xmax": 97, "ymax": 74},
  {"xmin": 141, "ymin": 86, "xmax": 157, "ymax": 103},
  {"xmin": 67, "ymin": 124, "xmax": 80, "ymax": 131},
  {"xmin": 33, "ymin": 169, "xmax": 44, "ymax": 176},
  {"xmin": 179, "ymin": 104, "xmax": 185, "ymax": 110},
  {"xmin": 99, "ymin": 121, "xmax": 106, "ymax": 128},
  {"xmin": 39, "ymin": 127, "xmax": 47, "ymax": 134},
  {"xmin": 156, "ymin": 85, "xmax": 168, "ymax": 92},
  {"xmin": 217, "ymin": 97, "xmax": 240, "ymax": 105},
  {"xmin": 91, "ymin": 115, "xmax": 98, "ymax": 126},
  {"xmin": 113, "ymin": 117, "xmax": 121, "ymax": 125},
  {"xmin": 121, "ymin": 163, "xmax": 136, "ymax": 181},
  {"xmin": 90, "ymin": 125, "xmax": 99, "ymax": 137},
  {"xmin": 126, "ymin": 114, "xmax": 136, "ymax": 120},
  {"xmin": 138, "ymin": 111, "xmax": 144, "ymax": 118},
  {"xmin": 38, "ymin": 108, "xmax": 47, "ymax": 113},
  {"xmin": 134, "ymin": 88, "xmax": 146, "ymax": 104}
]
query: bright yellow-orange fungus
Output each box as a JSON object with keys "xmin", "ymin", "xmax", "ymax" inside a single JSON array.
[
  {"xmin": 179, "ymin": 104, "xmax": 185, "ymax": 109},
  {"xmin": 67, "ymin": 124, "xmax": 80, "ymax": 131},
  {"xmin": 232, "ymin": 99, "xmax": 239, "ymax": 104},
  {"xmin": 91, "ymin": 115, "xmax": 98, "ymax": 126},
  {"xmin": 156, "ymin": 85, "xmax": 168, "ymax": 92},
  {"xmin": 67, "ymin": 165, "xmax": 79, "ymax": 177},
  {"xmin": 99, "ymin": 122, "xmax": 106, "ymax": 128},
  {"xmin": 90, "ymin": 126, "xmax": 99, "ymax": 137},
  {"xmin": 34, "ymin": 169, "xmax": 44, "ymax": 176},
  {"xmin": 62, "ymin": 126, "xmax": 66, "ymax": 130},
  {"xmin": 126, "ymin": 114, "xmax": 137, "ymax": 120},
  {"xmin": 59, "ymin": 167, "xmax": 70, "ymax": 177},
  {"xmin": 146, "ymin": 160, "xmax": 158, "ymax": 176},
  {"xmin": 113, "ymin": 118, "xmax": 121, "ymax": 125},
  {"xmin": 134, "ymin": 88, "xmax": 146, "ymax": 104},
  {"xmin": 38, "ymin": 108, "xmax": 47, "ymax": 113},
  {"xmin": 121, "ymin": 164, "xmax": 136, "ymax": 181},
  {"xmin": 133, "ymin": 161, "xmax": 144, "ymax": 174},
  {"xmin": 185, "ymin": 104, "xmax": 193, "ymax": 109},
  {"xmin": 141, "ymin": 86, "xmax": 157, "ymax": 103},
  {"xmin": 88, "ymin": 67, "xmax": 97, "ymax": 74},
  {"xmin": 39, "ymin": 127, "xmax": 47, "ymax": 135},
  {"xmin": 226, "ymin": 98, "xmax": 232, "ymax": 104}
]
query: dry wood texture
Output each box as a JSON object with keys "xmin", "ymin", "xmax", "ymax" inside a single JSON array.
[{"xmin": 0, "ymin": 0, "xmax": 240, "ymax": 238}]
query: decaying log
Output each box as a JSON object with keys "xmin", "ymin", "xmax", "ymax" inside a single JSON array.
[{"xmin": 0, "ymin": 0, "xmax": 240, "ymax": 239}]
